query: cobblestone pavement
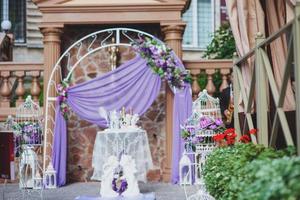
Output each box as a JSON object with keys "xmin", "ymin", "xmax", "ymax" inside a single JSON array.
[{"xmin": 1, "ymin": 182, "xmax": 198, "ymax": 200}]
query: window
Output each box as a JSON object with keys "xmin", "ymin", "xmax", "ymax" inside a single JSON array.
[
  {"xmin": 0, "ymin": 0, "xmax": 26, "ymax": 43},
  {"xmin": 183, "ymin": 0, "xmax": 215, "ymax": 49}
]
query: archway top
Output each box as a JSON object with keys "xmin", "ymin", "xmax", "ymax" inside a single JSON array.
[
  {"xmin": 33, "ymin": 0, "xmax": 190, "ymax": 11},
  {"xmin": 33, "ymin": 0, "xmax": 190, "ymax": 26}
]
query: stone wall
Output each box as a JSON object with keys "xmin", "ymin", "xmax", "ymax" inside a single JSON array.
[{"xmin": 62, "ymin": 25, "xmax": 165, "ymax": 183}]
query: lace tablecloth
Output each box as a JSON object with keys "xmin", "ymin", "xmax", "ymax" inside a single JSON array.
[{"xmin": 91, "ymin": 128, "xmax": 153, "ymax": 182}]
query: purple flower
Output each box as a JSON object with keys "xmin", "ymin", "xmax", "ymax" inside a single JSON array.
[
  {"xmin": 112, "ymin": 178, "xmax": 128, "ymax": 195},
  {"xmin": 191, "ymin": 136, "xmax": 204, "ymax": 144},
  {"xmin": 199, "ymin": 117, "xmax": 212, "ymax": 128},
  {"xmin": 215, "ymin": 118, "xmax": 223, "ymax": 126},
  {"xmin": 154, "ymin": 59, "xmax": 166, "ymax": 67},
  {"xmin": 166, "ymin": 57, "xmax": 174, "ymax": 66},
  {"xmin": 133, "ymin": 37, "xmax": 190, "ymax": 90},
  {"xmin": 209, "ymin": 124, "xmax": 217, "ymax": 130},
  {"xmin": 57, "ymin": 84, "xmax": 63, "ymax": 92}
]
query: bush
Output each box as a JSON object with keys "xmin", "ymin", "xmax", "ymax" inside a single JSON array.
[
  {"xmin": 202, "ymin": 23, "xmax": 236, "ymax": 59},
  {"xmin": 203, "ymin": 143, "xmax": 295, "ymax": 200},
  {"xmin": 237, "ymin": 157, "xmax": 300, "ymax": 200}
]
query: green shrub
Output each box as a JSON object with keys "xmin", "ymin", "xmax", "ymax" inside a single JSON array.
[
  {"xmin": 238, "ymin": 157, "xmax": 300, "ymax": 200},
  {"xmin": 203, "ymin": 144, "xmax": 292, "ymax": 200},
  {"xmin": 202, "ymin": 23, "xmax": 236, "ymax": 59},
  {"xmin": 197, "ymin": 70, "xmax": 223, "ymax": 97}
]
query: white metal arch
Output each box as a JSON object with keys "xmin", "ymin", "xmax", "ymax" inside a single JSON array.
[{"xmin": 43, "ymin": 28, "xmax": 165, "ymax": 171}]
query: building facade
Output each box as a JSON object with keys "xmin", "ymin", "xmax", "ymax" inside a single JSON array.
[{"xmin": 1, "ymin": 0, "xmax": 228, "ymax": 62}]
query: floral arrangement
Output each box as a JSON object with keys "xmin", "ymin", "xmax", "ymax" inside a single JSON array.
[
  {"xmin": 12, "ymin": 121, "xmax": 43, "ymax": 156},
  {"xmin": 112, "ymin": 165, "xmax": 128, "ymax": 195},
  {"xmin": 181, "ymin": 116, "xmax": 225, "ymax": 151},
  {"xmin": 132, "ymin": 37, "xmax": 192, "ymax": 89},
  {"xmin": 213, "ymin": 128, "xmax": 257, "ymax": 147},
  {"xmin": 57, "ymin": 80, "xmax": 70, "ymax": 120},
  {"xmin": 181, "ymin": 126, "xmax": 204, "ymax": 152},
  {"xmin": 112, "ymin": 177, "xmax": 128, "ymax": 195},
  {"xmin": 212, "ymin": 128, "xmax": 237, "ymax": 146},
  {"xmin": 198, "ymin": 116, "xmax": 224, "ymax": 131}
]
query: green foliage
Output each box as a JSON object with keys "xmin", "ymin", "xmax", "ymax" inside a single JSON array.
[
  {"xmin": 238, "ymin": 157, "xmax": 300, "ymax": 200},
  {"xmin": 197, "ymin": 70, "xmax": 223, "ymax": 97},
  {"xmin": 203, "ymin": 144, "xmax": 296, "ymax": 200},
  {"xmin": 203, "ymin": 23, "xmax": 236, "ymax": 59}
]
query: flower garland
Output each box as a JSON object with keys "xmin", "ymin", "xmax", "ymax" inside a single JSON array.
[
  {"xmin": 57, "ymin": 80, "xmax": 70, "ymax": 120},
  {"xmin": 112, "ymin": 177, "xmax": 128, "ymax": 195},
  {"xmin": 112, "ymin": 164, "xmax": 128, "ymax": 195},
  {"xmin": 132, "ymin": 37, "xmax": 192, "ymax": 89}
]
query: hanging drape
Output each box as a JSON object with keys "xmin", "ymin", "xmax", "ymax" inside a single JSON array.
[
  {"xmin": 287, "ymin": 0, "xmax": 296, "ymax": 22},
  {"xmin": 226, "ymin": 0, "xmax": 296, "ymax": 111},
  {"xmin": 226, "ymin": 0, "xmax": 265, "ymax": 90},
  {"xmin": 265, "ymin": 0, "xmax": 295, "ymax": 111},
  {"xmin": 226, "ymin": 0, "xmax": 265, "ymax": 112},
  {"xmin": 52, "ymin": 54, "xmax": 192, "ymax": 186}
]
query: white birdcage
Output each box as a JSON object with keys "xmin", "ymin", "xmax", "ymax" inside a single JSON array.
[
  {"xmin": 181, "ymin": 90, "xmax": 224, "ymax": 185},
  {"xmin": 14, "ymin": 96, "xmax": 44, "ymax": 199},
  {"xmin": 193, "ymin": 89, "xmax": 222, "ymax": 120},
  {"xmin": 14, "ymin": 95, "xmax": 43, "ymax": 149}
]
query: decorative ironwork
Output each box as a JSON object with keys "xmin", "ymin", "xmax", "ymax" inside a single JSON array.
[{"xmin": 43, "ymin": 28, "xmax": 166, "ymax": 171}]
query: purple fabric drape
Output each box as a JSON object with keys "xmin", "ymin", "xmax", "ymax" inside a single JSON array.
[
  {"xmin": 52, "ymin": 54, "xmax": 192, "ymax": 186},
  {"xmin": 172, "ymin": 86, "xmax": 192, "ymax": 184},
  {"xmin": 52, "ymin": 100, "xmax": 67, "ymax": 186}
]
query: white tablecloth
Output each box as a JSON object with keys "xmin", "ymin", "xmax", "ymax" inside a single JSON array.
[{"xmin": 91, "ymin": 128, "xmax": 153, "ymax": 182}]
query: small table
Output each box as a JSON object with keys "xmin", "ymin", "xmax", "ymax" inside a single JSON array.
[{"xmin": 91, "ymin": 128, "xmax": 153, "ymax": 182}]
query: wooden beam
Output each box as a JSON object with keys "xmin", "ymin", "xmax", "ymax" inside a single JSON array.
[
  {"xmin": 294, "ymin": 1, "xmax": 300, "ymax": 155},
  {"xmin": 236, "ymin": 67, "xmax": 257, "ymax": 143},
  {"xmin": 255, "ymin": 33, "xmax": 268, "ymax": 146},
  {"xmin": 233, "ymin": 63, "xmax": 241, "ymax": 135}
]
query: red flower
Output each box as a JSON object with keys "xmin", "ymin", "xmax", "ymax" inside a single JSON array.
[
  {"xmin": 224, "ymin": 128, "xmax": 235, "ymax": 135},
  {"xmin": 249, "ymin": 129, "xmax": 257, "ymax": 135},
  {"xmin": 213, "ymin": 133, "xmax": 226, "ymax": 142},
  {"xmin": 239, "ymin": 135, "xmax": 251, "ymax": 143}
]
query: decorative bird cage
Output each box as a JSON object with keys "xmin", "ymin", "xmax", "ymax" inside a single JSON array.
[
  {"xmin": 15, "ymin": 96, "xmax": 44, "ymax": 200},
  {"xmin": 179, "ymin": 152, "xmax": 192, "ymax": 186},
  {"xmin": 13, "ymin": 96, "xmax": 43, "ymax": 155},
  {"xmin": 193, "ymin": 89, "xmax": 222, "ymax": 120},
  {"xmin": 180, "ymin": 89, "xmax": 225, "ymax": 185}
]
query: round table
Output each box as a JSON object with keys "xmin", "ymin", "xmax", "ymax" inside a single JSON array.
[{"xmin": 91, "ymin": 128, "xmax": 153, "ymax": 182}]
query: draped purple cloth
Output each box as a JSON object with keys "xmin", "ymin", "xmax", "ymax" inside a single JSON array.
[{"xmin": 52, "ymin": 54, "xmax": 192, "ymax": 186}]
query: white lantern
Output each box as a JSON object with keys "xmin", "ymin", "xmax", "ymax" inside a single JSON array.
[
  {"xmin": 33, "ymin": 171, "xmax": 43, "ymax": 190},
  {"xmin": 44, "ymin": 162, "xmax": 57, "ymax": 189},
  {"xmin": 19, "ymin": 146, "xmax": 37, "ymax": 188},
  {"xmin": 179, "ymin": 152, "xmax": 192, "ymax": 185}
]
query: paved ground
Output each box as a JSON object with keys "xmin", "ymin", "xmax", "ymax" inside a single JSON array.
[{"xmin": 1, "ymin": 182, "xmax": 198, "ymax": 200}]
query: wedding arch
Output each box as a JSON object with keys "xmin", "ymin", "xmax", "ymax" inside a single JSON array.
[{"xmin": 43, "ymin": 28, "xmax": 192, "ymax": 186}]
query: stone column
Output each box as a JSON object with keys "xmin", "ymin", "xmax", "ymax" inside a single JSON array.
[
  {"xmin": 40, "ymin": 26, "xmax": 63, "ymax": 170},
  {"xmin": 161, "ymin": 22, "xmax": 185, "ymax": 182}
]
